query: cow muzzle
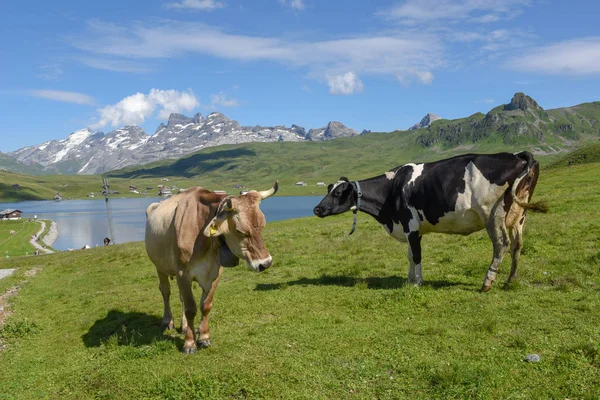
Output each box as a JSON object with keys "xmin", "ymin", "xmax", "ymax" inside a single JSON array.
[
  {"xmin": 313, "ymin": 206, "xmax": 327, "ymax": 218},
  {"xmin": 249, "ymin": 255, "xmax": 273, "ymax": 272}
]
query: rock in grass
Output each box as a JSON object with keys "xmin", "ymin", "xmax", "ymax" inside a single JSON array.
[{"xmin": 524, "ymin": 354, "xmax": 541, "ymax": 362}]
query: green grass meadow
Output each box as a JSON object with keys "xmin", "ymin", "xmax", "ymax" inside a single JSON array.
[
  {"xmin": 0, "ymin": 163, "xmax": 599, "ymax": 399},
  {"xmin": 0, "ymin": 220, "xmax": 40, "ymax": 257}
]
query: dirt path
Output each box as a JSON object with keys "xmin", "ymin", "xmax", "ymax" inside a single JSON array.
[
  {"xmin": 30, "ymin": 220, "xmax": 56, "ymax": 254},
  {"xmin": 0, "ymin": 269, "xmax": 16, "ymax": 280}
]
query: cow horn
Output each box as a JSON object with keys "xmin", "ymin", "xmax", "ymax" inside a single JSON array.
[
  {"xmin": 259, "ymin": 181, "xmax": 278, "ymax": 200},
  {"xmin": 223, "ymin": 197, "xmax": 234, "ymax": 212}
]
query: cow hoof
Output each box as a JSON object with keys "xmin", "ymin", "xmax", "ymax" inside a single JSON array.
[
  {"xmin": 481, "ymin": 284, "xmax": 492, "ymax": 293},
  {"xmin": 197, "ymin": 339, "xmax": 211, "ymax": 348},
  {"xmin": 161, "ymin": 321, "xmax": 175, "ymax": 331},
  {"xmin": 183, "ymin": 346, "xmax": 197, "ymax": 355}
]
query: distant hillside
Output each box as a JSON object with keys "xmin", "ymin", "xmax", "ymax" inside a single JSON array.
[
  {"xmin": 414, "ymin": 93, "xmax": 600, "ymax": 151},
  {"xmin": 0, "ymin": 152, "xmax": 49, "ymax": 175},
  {"xmin": 0, "ymin": 170, "xmax": 58, "ymax": 202},
  {"xmin": 547, "ymin": 143, "xmax": 600, "ymax": 169}
]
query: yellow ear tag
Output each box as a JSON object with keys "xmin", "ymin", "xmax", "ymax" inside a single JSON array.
[{"xmin": 209, "ymin": 225, "xmax": 218, "ymax": 236}]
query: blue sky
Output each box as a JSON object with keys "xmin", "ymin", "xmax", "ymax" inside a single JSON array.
[{"xmin": 1, "ymin": 0, "xmax": 599, "ymax": 152}]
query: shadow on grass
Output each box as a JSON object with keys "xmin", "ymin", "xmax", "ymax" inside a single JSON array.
[
  {"xmin": 82, "ymin": 309, "xmax": 183, "ymax": 348},
  {"xmin": 255, "ymin": 274, "xmax": 462, "ymax": 291}
]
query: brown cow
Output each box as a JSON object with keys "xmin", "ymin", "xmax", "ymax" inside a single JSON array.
[{"xmin": 144, "ymin": 182, "xmax": 278, "ymax": 354}]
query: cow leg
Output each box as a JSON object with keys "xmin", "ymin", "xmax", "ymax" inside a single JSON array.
[
  {"xmin": 176, "ymin": 275, "xmax": 198, "ymax": 354},
  {"xmin": 406, "ymin": 232, "xmax": 423, "ymax": 285},
  {"xmin": 197, "ymin": 266, "xmax": 223, "ymax": 348},
  {"xmin": 507, "ymin": 214, "xmax": 525, "ymax": 284},
  {"xmin": 157, "ymin": 271, "xmax": 174, "ymax": 330},
  {"xmin": 180, "ymin": 292, "xmax": 188, "ymax": 333},
  {"xmin": 482, "ymin": 217, "xmax": 510, "ymax": 292}
]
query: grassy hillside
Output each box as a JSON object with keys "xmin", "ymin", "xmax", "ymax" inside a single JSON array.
[
  {"xmin": 1, "ymin": 161, "xmax": 599, "ymax": 399},
  {"xmin": 415, "ymin": 95, "xmax": 600, "ymax": 151},
  {"xmin": 0, "ymin": 170, "xmax": 239, "ymax": 202},
  {"xmin": 0, "ymin": 152, "xmax": 48, "ymax": 176},
  {"xmin": 547, "ymin": 143, "xmax": 600, "ymax": 169}
]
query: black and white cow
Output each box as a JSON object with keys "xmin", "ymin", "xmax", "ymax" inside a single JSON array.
[{"xmin": 313, "ymin": 152, "xmax": 548, "ymax": 291}]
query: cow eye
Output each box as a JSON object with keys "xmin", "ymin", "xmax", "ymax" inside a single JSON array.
[{"xmin": 236, "ymin": 228, "xmax": 251, "ymax": 237}]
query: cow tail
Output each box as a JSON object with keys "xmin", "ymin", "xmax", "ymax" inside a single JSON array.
[{"xmin": 511, "ymin": 152, "xmax": 549, "ymax": 213}]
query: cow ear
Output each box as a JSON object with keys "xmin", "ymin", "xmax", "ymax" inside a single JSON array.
[
  {"xmin": 174, "ymin": 195, "xmax": 204, "ymax": 265},
  {"xmin": 339, "ymin": 176, "xmax": 349, "ymax": 182},
  {"xmin": 203, "ymin": 215, "xmax": 229, "ymax": 238},
  {"xmin": 222, "ymin": 197, "xmax": 236, "ymax": 212},
  {"xmin": 327, "ymin": 184, "xmax": 333, "ymax": 193}
]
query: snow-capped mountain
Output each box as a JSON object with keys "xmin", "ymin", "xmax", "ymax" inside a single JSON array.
[{"xmin": 9, "ymin": 112, "xmax": 358, "ymax": 175}]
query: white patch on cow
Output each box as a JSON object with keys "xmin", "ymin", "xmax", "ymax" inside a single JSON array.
[
  {"xmin": 406, "ymin": 163, "xmax": 424, "ymax": 186},
  {"xmin": 408, "ymin": 208, "xmax": 420, "ymax": 232},
  {"xmin": 412, "ymin": 263, "xmax": 423, "ymax": 284},
  {"xmin": 385, "ymin": 171, "xmax": 396, "ymax": 180},
  {"xmin": 419, "ymin": 161, "xmax": 507, "ymax": 235},
  {"xmin": 331, "ymin": 180, "xmax": 346, "ymax": 191},
  {"xmin": 382, "ymin": 222, "xmax": 408, "ymax": 242}
]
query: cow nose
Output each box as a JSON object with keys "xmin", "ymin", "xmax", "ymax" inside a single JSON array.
[
  {"xmin": 313, "ymin": 207, "xmax": 321, "ymax": 216},
  {"xmin": 257, "ymin": 256, "xmax": 273, "ymax": 272}
]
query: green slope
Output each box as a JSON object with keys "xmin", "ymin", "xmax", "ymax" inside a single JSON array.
[
  {"xmin": 0, "ymin": 152, "xmax": 49, "ymax": 176},
  {"xmin": 414, "ymin": 93, "xmax": 600, "ymax": 151},
  {"xmin": 547, "ymin": 143, "xmax": 600, "ymax": 169}
]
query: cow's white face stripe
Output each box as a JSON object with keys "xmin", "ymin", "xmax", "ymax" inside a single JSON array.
[
  {"xmin": 331, "ymin": 181, "xmax": 346, "ymax": 191},
  {"xmin": 406, "ymin": 163, "xmax": 424, "ymax": 186}
]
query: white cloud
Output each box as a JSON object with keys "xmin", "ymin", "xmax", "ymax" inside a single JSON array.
[
  {"xmin": 327, "ymin": 72, "xmax": 364, "ymax": 95},
  {"xmin": 29, "ymin": 90, "xmax": 96, "ymax": 106},
  {"xmin": 280, "ymin": 0, "xmax": 305, "ymax": 10},
  {"xmin": 91, "ymin": 89, "xmax": 199, "ymax": 129},
  {"xmin": 38, "ymin": 64, "xmax": 63, "ymax": 80},
  {"xmin": 379, "ymin": 0, "xmax": 531, "ymax": 24},
  {"xmin": 509, "ymin": 37, "xmax": 600, "ymax": 76},
  {"xmin": 475, "ymin": 98, "xmax": 495, "ymax": 103},
  {"xmin": 78, "ymin": 57, "xmax": 153, "ymax": 73},
  {"xmin": 71, "ymin": 20, "xmax": 443, "ymax": 95},
  {"xmin": 166, "ymin": 0, "xmax": 224, "ymax": 10},
  {"xmin": 210, "ymin": 92, "xmax": 239, "ymax": 107},
  {"xmin": 396, "ymin": 70, "xmax": 434, "ymax": 85}
]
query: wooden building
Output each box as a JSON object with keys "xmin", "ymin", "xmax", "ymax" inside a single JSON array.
[{"xmin": 0, "ymin": 209, "xmax": 22, "ymax": 220}]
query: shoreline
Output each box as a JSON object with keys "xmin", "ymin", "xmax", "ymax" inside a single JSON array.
[{"xmin": 41, "ymin": 220, "xmax": 59, "ymax": 248}]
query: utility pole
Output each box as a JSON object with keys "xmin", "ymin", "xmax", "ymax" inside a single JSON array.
[{"xmin": 102, "ymin": 177, "xmax": 116, "ymax": 243}]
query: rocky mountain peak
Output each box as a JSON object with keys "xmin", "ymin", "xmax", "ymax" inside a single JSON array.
[
  {"xmin": 306, "ymin": 121, "xmax": 358, "ymax": 141},
  {"xmin": 504, "ymin": 92, "xmax": 543, "ymax": 112},
  {"xmin": 192, "ymin": 112, "xmax": 204, "ymax": 123},
  {"xmin": 409, "ymin": 113, "xmax": 441, "ymax": 130},
  {"xmin": 167, "ymin": 113, "xmax": 194, "ymax": 127}
]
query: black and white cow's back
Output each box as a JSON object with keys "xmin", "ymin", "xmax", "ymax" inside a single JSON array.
[{"xmin": 314, "ymin": 151, "xmax": 547, "ymax": 292}]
